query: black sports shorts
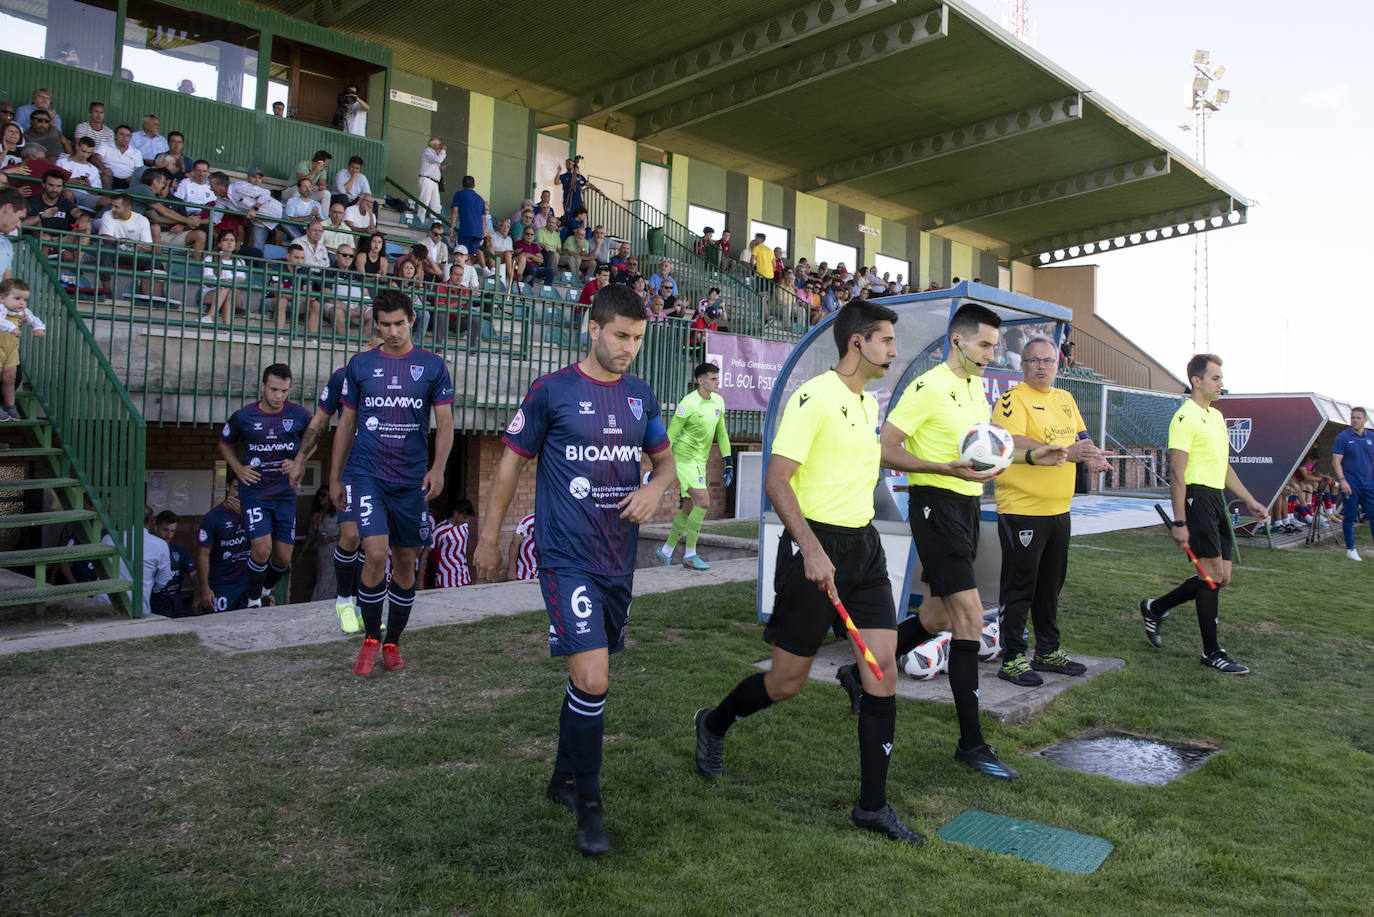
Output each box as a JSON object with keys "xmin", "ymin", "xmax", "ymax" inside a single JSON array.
[
  {"xmin": 766, "ymin": 520, "xmax": 895, "ymax": 657},
  {"xmin": 1185, "ymin": 484, "xmax": 1231, "ymax": 562},
  {"xmin": 907, "ymin": 485, "xmax": 980, "ymax": 598}
]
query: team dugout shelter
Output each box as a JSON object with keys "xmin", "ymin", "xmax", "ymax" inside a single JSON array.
[{"xmin": 756, "ymin": 283, "xmax": 1071, "ymax": 621}]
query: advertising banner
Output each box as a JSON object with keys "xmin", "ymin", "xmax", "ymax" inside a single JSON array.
[
  {"xmin": 1215, "ymin": 395, "xmax": 1324, "ymax": 508},
  {"xmin": 704, "ymin": 333, "xmax": 793, "ymax": 412}
]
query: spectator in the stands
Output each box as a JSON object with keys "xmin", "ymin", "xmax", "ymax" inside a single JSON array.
[
  {"xmin": 695, "ymin": 286, "xmax": 722, "ymax": 320},
  {"xmin": 153, "ymin": 152, "xmax": 183, "ymax": 189},
  {"xmin": 285, "ymin": 150, "xmax": 332, "ymax": 208},
  {"xmin": 417, "ymin": 136, "xmax": 446, "ymax": 216},
  {"xmin": 535, "ymin": 214, "xmax": 561, "ymax": 270},
  {"xmin": 560, "ymin": 204, "xmax": 587, "ymax": 242},
  {"xmin": 178, "ymin": 80, "xmax": 196, "ymax": 95},
  {"xmin": 211, "ymin": 169, "xmax": 282, "ymax": 249},
  {"xmin": 609, "ymin": 241, "xmax": 631, "ymax": 277},
  {"xmin": 749, "ymin": 232, "xmax": 774, "ymax": 290},
  {"xmin": 1059, "ymin": 336, "xmax": 1076, "ymax": 369},
  {"xmin": 511, "ymin": 203, "xmax": 535, "ymax": 241},
  {"xmin": 690, "ymin": 301, "xmax": 721, "ymax": 345},
  {"xmin": 98, "ymin": 193, "xmax": 164, "ymax": 297},
  {"xmin": 131, "ymin": 168, "xmax": 206, "ymax": 250},
  {"xmin": 270, "ymin": 244, "xmax": 322, "ymax": 335},
  {"xmin": 74, "ymin": 101, "xmax": 113, "ymax": 148},
  {"xmin": 200, "ymin": 228, "xmax": 247, "ymax": 324},
  {"xmin": 615, "ymin": 255, "xmax": 642, "ymax": 288},
  {"xmin": 0, "ymin": 102, "xmax": 11, "ymax": 130},
  {"xmin": 95, "ymin": 125, "xmax": 142, "ymax": 190},
  {"xmin": 15, "ymin": 89, "xmax": 60, "ymax": 132},
  {"xmin": 718, "ymin": 229, "xmax": 734, "ymax": 270},
  {"xmin": 56, "ymin": 138, "xmax": 104, "ymax": 212},
  {"xmin": 632, "ymin": 276, "xmax": 652, "ymax": 310},
  {"xmin": 354, "ymin": 231, "xmax": 388, "ymax": 277},
  {"xmin": 22, "ymin": 109, "xmax": 69, "ymax": 159},
  {"xmin": 557, "ymin": 157, "xmax": 588, "ymax": 217},
  {"xmin": 22, "ymin": 170, "xmax": 75, "ymax": 245},
  {"xmin": 449, "ymin": 246, "xmax": 478, "ymax": 289},
  {"xmin": 140, "ymin": 506, "xmax": 173, "ymax": 617},
  {"xmin": 488, "ymin": 217, "xmax": 516, "ymax": 286},
  {"xmin": 820, "ymin": 278, "xmax": 841, "ymax": 315},
  {"xmin": 333, "ymin": 84, "xmax": 369, "ymax": 135},
  {"xmin": 589, "ymin": 225, "xmax": 612, "ymax": 264},
  {"xmin": 694, "ymin": 226, "xmax": 718, "ymax": 260},
  {"xmin": 647, "ymin": 260, "xmax": 678, "ymax": 298},
  {"xmin": 333, "ymin": 155, "xmax": 370, "ymax": 204},
  {"xmin": 513, "ymin": 225, "xmax": 553, "ymax": 286},
  {"xmin": 283, "ymin": 178, "xmax": 325, "ymax": 238},
  {"xmin": 561, "ymin": 225, "xmax": 595, "ymax": 281},
  {"xmin": 647, "ymin": 294, "xmax": 668, "ymax": 322},
  {"xmin": 0, "ymin": 124, "xmax": 22, "ymax": 168},
  {"xmin": 272, "ymin": 101, "xmax": 286, "ymax": 118},
  {"xmin": 449, "ymin": 174, "xmax": 485, "ymax": 262},
  {"xmin": 1003, "ymin": 327, "xmax": 1024, "ymax": 372},
  {"xmin": 173, "ymin": 159, "xmax": 215, "ymax": 219},
  {"xmin": 404, "ymin": 241, "xmax": 443, "ymax": 283},
  {"xmin": 323, "ymin": 243, "xmax": 368, "ymax": 333},
  {"xmin": 321, "ymin": 201, "xmax": 352, "ymax": 251},
  {"xmin": 299, "ymin": 219, "xmax": 331, "ymax": 268},
  {"xmin": 657, "ymin": 281, "xmax": 683, "ymax": 318},
  {"xmin": 578, "ymin": 263, "xmax": 611, "ymax": 307},
  {"xmin": 532, "ymin": 193, "xmax": 555, "ymax": 229},
  {"xmin": 165, "ymin": 132, "xmax": 192, "ymax": 179},
  {"xmin": 342, "ymin": 191, "xmax": 376, "ymax": 234},
  {"xmin": 130, "ymin": 114, "xmax": 168, "ymax": 165},
  {"xmin": 423, "ymin": 221, "xmax": 450, "ymax": 280}
]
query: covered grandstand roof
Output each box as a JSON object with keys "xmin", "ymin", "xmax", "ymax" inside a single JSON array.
[{"xmin": 263, "ymin": 0, "xmax": 1248, "ymax": 262}]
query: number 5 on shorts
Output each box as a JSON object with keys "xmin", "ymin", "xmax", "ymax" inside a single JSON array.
[{"xmin": 358, "ymin": 495, "xmax": 373, "ymax": 523}]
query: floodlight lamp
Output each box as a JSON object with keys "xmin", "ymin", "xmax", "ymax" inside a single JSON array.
[
  {"xmin": 1215, "ymin": 89, "xmax": 1231, "ymax": 105},
  {"xmin": 1192, "ymin": 76, "xmax": 1210, "ymax": 94},
  {"xmin": 1212, "ymin": 64, "xmax": 1225, "ymax": 79},
  {"xmin": 1193, "ymin": 49, "xmax": 1210, "ymax": 64}
]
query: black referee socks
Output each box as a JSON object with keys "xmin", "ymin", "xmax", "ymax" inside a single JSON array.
[
  {"xmin": 947, "ymin": 640, "xmax": 985, "ymax": 749},
  {"xmin": 858, "ymin": 692, "xmax": 896, "ymax": 811},
  {"xmin": 1152, "ymin": 575, "xmax": 1207, "ymax": 614},
  {"xmin": 896, "ymin": 614, "xmax": 938, "ymax": 656},
  {"xmin": 707, "ymin": 672, "xmax": 773, "ymax": 735}
]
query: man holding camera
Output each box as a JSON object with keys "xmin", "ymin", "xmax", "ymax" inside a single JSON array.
[
  {"xmin": 333, "ymin": 85, "xmax": 369, "ymax": 136},
  {"xmin": 558, "ymin": 157, "xmax": 592, "ymax": 218}
]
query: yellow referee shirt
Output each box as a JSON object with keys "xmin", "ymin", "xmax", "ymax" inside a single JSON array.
[
  {"xmin": 771, "ymin": 371, "xmax": 880, "ymax": 528},
  {"xmin": 994, "ymin": 383, "xmax": 1086, "ymax": 516},
  {"xmin": 885, "ymin": 362, "xmax": 990, "ymax": 497},
  {"xmin": 1168, "ymin": 398, "xmax": 1229, "ymax": 489}
]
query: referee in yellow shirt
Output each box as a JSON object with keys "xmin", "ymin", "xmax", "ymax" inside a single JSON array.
[
  {"xmin": 871, "ymin": 304, "xmax": 1064, "ymax": 781},
  {"xmin": 693, "ymin": 301, "xmax": 923, "ymax": 846},
  {"xmin": 994, "ymin": 336, "xmax": 1110, "ymax": 686},
  {"xmin": 1141, "ymin": 354, "xmax": 1268, "ymax": 674}
]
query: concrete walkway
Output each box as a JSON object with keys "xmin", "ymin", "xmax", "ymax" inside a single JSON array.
[{"xmin": 0, "ymin": 558, "xmax": 759, "ymax": 657}]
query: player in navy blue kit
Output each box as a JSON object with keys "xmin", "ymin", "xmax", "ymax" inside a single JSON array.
[
  {"xmin": 329, "ymin": 290, "xmax": 455, "ymax": 676},
  {"xmin": 194, "ymin": 475, "xmax": 253, "ymax": 613},
  {"xmin": 474, "ymin": 284, "xmax": 675, "ymax": 857},
  {"xmin": 219, "ymin": 364, "xmax": 312, "ymax": 608},
  {"xmin": 291, "ymin": 361, "xmax": 364, "ymax": 632}
]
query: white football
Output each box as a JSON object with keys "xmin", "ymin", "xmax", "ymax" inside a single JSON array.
[
  {"xmin": 959, "ymin": 422, "xmax": 1015, "ymax": 474},
  {"xmin": 901, "ymin": 632, "xmax": 950, "ymax": 680},
  {"xmin": 979, "ymin": 620, "xmax": 1001, "ymax": 661}
]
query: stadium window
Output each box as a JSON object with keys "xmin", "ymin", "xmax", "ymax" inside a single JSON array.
[
  {"xmin": 121, "ymin": 0, "xmax": 260, "ymax": 107},
  {"xmin": 813, "ymin": 237, "xmax": 856, "ymax": 272},
  {"xmin": 749, "ymin": 220, "xmax": 789, "ymax": 258},
  {"xmin": 874, "ymin": 253, "xmax": 910, "ymax": 284},
  {"xmin": 0, "ymin": 0, "xmax": 118, "ymax": 74},
  {"xmin": 687, "ymin": 204, "xmax": 726, "ymax": 238}
]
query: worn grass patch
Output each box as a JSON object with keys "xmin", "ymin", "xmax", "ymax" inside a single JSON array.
[{"xmin": 1, "ymin": 526, "xmax": 1371, "ymax": 916}]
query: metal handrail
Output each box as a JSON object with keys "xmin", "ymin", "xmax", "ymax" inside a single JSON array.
[
  {"xmin": 13, "ymin": 236, "xmax": 145, "ymax": 616},
  {"xmin": 383, "ymin": 176, "xmax": 448, "ymax": 230}
]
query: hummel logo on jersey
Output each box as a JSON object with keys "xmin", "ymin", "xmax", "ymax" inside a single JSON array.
[
  {"xmin": 373, "ymin": 368, "xmax": 384, "ymax": 377},
  {"xmin": 1019, "ymin": 530, "xmax": 1033, "ymax": 547},
  {"xmin": 253, "ymin": 422, "xmax": 263, "ymax": 430},
  {"xmin": 923, "ymin": 506, "xmax": 931, "ymax": 519},
  {"xmin": 579, "ymin": 401, "xmax": 595, "ymax": 415},
  {"xmin": 882, "ymin": 742, "xmax": 893, "ymax": 757},
  {"xmin": 799, "ymin": 394, "xmax": 811, "ymax": 407}
]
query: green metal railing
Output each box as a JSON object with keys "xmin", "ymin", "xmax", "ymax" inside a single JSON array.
[
  {"xmin": 40, "ymin": 228, "xmax": 770, "ymax": 438},
  {"xmin": 13, "ymin": 237, "xmax": 144, "ymax": 616},
  {"xmin": 582, "ymin": 189, "xmax": 778, "ymax": 339}
]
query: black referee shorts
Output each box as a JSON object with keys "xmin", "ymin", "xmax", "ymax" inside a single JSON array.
[
  {"xmin": 908, "ymin": 485, "xmax": 981, "ymax": 597},
  {"xmin": 1185, "ymin": 484, "xmax": 1231, "ymax": 561},
  {"xmin": 765, "ymin": 520, "xmax": 895, "ymax": 658}
]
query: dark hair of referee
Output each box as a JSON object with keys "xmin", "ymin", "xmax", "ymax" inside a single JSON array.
[{"xmin": 833, "ymin": 300, "xmax": 899, "ymax": 359}]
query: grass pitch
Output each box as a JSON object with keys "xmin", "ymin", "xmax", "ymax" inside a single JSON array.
[{"xmin": 2, "ymin": 526, "xmax": 1371, "ymax": 916}]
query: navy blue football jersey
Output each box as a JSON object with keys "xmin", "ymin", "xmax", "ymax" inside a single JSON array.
[{"xmin": 341, "ymin": 346, "xmax": 454, "ymax": 483}]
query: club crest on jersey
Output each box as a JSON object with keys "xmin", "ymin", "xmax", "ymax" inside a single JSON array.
[
  {"xmin": 627, "ymin": 397, "xmax": 643, "ymax": 420},
  {"xmin": 282, "ymin": 419, "xmax": 293, "ymax": 431},
  {"xmin": 410, "ymin": 364, "xmax": 424, "ymax": 382},
  {"xmin": 1019, "ymin": 529, "xmax": 1033, "ymax": 547},
  {"xmin": 1227, "ymin": 418, "xmax": 1251, "ymax": 453}
]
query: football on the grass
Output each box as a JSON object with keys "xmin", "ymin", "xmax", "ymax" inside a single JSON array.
[
  {"xmin": 959, "ymin": 422, "xmax": 1015, "ymax": 473},
  {"xmin": 901, "ymin": 632, "xmax": 950, "ymax": 680},
  {"xmin": 979, "ymin": 620, "xmax": 1001, "ymax": 661}
]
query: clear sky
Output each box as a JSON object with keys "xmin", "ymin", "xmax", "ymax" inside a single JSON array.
[{"xmin": 965, "ymin": 0, "xmax": 1371, "ymax": 406}]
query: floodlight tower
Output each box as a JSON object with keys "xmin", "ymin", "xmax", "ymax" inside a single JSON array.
[
  {"xmin": 1003, "ymin": 0, "xmax": 1030, "ymax": 41},
  {"xmin": 1182, "ymin": 50, "xmax": 1229, "ymax": 354}
]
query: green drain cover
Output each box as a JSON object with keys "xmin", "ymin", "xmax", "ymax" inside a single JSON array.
[{"xmin": 936, "ymin": 810, "xmax": 1113, "ymax": 874}]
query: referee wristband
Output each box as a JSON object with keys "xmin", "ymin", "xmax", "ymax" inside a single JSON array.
[{"xmin": 1025, "ymin": 449, "xmax": 1034, "ymax": 466}]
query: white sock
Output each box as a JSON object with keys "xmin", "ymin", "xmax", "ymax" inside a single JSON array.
[
  {"xmin": 685, "ymin": 548, "xmax": 698, "ymax": 559},
  {"xmin": 336, "ymin": 595, "xmax": 350, "ymax": 605},
  {"xmin": 246, "ymin": 598, "xmax": 262, "ymax": 608}
]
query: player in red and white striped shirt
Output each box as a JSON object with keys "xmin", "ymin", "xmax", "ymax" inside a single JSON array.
[
  {"xmin": 431, "ymin": 500, "xmax": 474, "ymax": 588},
  {"xmin": 506, "ymin": 512, "xmax": 538, "ymax": 581}
]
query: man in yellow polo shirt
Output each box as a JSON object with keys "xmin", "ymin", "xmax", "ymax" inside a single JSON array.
[
  {"xmin": 749, "ymin": 232, "xmax": 775, "ymax": 293},
  {"xmin": 693, "ymin": 301, "xmax": 923, "ymax": 846},
  {"xmin": 994, "ymin": 336, "xmax": 1111, "ymax": 686},
  {"xmin": 861, "ymin": 303, "xmax": 1064, "ymax": 781},
  {"xmin": 1141, "ymin": 353, "xmax": 1268, "ymax": 674}
]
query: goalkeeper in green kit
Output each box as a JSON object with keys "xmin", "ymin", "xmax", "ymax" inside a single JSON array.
[{"xmin": 657, "ymin": 362, "xmax": 733, "ymax": 570}]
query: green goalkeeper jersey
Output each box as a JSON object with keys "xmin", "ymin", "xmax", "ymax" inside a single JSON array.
[{"xmin": 668, "ymin": 389, "xmax": 731, "ymax": 464}]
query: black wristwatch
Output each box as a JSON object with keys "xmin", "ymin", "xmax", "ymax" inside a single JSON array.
[{"xmin": 1171, "ymin": 520, "xmax": 1186, "ymax": 528}]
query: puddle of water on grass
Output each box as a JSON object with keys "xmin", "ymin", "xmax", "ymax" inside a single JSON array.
[{"xmin": 1034, "ymin": 732, "xmax": 1217, "ymax": 786}]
